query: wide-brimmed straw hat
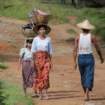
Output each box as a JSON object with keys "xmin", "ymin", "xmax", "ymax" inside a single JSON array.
[
  {"xmin": 33, "ymin": 24, "xmax": 51, "ymax": 34},
  {"xmin": 77, "ymin": 20, "xmax": 95, "ymax": 30}
]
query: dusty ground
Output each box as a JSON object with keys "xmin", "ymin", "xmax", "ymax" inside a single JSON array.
[{"xmin": 0, "ymin": 17, "xmax": 105, "ymax": 105}]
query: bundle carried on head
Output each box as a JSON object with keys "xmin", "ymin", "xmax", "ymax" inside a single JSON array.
[{"xmin": 32, "ymin": 9, "xmax": 51, "ymax": 25}]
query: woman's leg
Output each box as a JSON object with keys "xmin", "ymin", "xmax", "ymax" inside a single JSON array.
[
  {"xmin": 23, "ymin": 84, "xmax": 27, "ymax": 96},
  {"xmin": 84, "ymin": 88, "xmax": 89, "ymax": 101},
  {"xmin": 31, "ymin": 89, "xmax": 39, "ymax": 97},
  {"xmin": 84, "ymin": 55, "xmax": 95, "ymax": 101},
  {"xmin": 39, "ymin": 90, "xmax": 43, "ymax": 100},
  {"xmin": 78, "ymin": 55, "xmax": 89, "ymax": 100},
  {"xmin": 32, "ymin": 78, "xmax": 39, "ymax": 97},
  {"xmin": 43, "ymin": 89, "xmax": 48, "ymax": 99}
]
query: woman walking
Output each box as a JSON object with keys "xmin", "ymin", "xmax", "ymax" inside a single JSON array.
[
  {"xmin": 73, "ymin": 20, "xmax": 104, "ymax": 101},
  {"xmin": 31, "ymin": 24, "xmax": 52, "ymax": 100},
  {"xmin": 19, "ymin": 39, "xmax": 35, "ymax": 96}
]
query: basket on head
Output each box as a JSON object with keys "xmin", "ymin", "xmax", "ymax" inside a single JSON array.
[{"xmin": 32, "ymin": 9, "xmax": 51, "ymax": 24}]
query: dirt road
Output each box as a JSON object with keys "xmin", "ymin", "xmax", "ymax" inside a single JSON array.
[{"xmin": 0, "ymin": 17, "xmax": 105, "ymax": 105}]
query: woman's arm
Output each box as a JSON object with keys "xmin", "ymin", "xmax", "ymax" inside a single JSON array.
[
  {"xmin": 92, "ymin": 37, "xmax": 104, "ymax": 63},
  {"xmin": 31, "ymin": 53, "xmax": 36, "ymax": 68},
  {"xmin": 18, "ymin": 57, "xmax": 23, "ymax": 70},
  {"xmin": 19, "ymin": 48, "xmax": 25, "ymax": 70},
  {"xmin": 48, "ymin": 37, "xmax": 53, "ymax": 70},
  {"xmin": 73, "ymin": 36, "xmax": 79, "ymax": 70},
  {"xmin": 48, "ymin": 38, "xmax": 53, "ymax": 56}
]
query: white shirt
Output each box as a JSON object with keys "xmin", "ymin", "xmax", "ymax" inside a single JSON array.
[
  {"xmin": 19, "ymin": 48, "xmax": 32, "ymax": 60},
  {"xmin": 78, "ymin": 33, "xmax": 93, "ymax": 54},
  {"xmin": 31, "ymin": 36, "xmax": 53, "ymax": 54}
]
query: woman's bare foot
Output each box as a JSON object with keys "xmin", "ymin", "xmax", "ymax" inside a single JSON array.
[
  {"xmin": 39, "ymin": 91, "xmax": 43, "ymax": 100},
  {"xmin": 84, "ymin": 88, "xmax": 90, "ymax": 101},
  {"xmin": 42, "ymin": 89, "xmax": 49, "ymax": 100},
  {"xmin": 43, "ymin": 93, "xmax": 48, "ymax": 100},
  {"xmin": 39, "ymin": 95, "xmax": 43, "ymax": 100}
]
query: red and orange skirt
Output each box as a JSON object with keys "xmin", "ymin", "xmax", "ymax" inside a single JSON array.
[{"xmin": 33, "ymin": 51, "xmax": 51, "ymax": 91}]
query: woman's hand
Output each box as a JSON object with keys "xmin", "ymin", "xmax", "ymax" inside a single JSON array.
[
  {"xmin": 73, "ymin": 63, "xmax": 77, "ymax": 71},
  {"xmin": 31, "ymin": 60, "xmax": 35, "ymax": 68},
  {"xmin": 92, "ymin": 37, "xmax": 104, "ymax": 64},
  {"xmin": 100, "ymin": 57, "xmax": 104, "ymax": 64},
  {"xmin": 50, "ymin": 62, "xmax": 53, "ymax": 71}
]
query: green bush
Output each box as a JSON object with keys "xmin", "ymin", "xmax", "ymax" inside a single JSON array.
[
  {"xmin": 94, "ymin": 24, "xmax": 105, "ymax": 40},
  {"xmin": 0, "ymin": 63, "xmax": 8, "ymax": 70},
  {"xmin": 0, "ymin": 81, "xmax": 6, "ymax": 105},
  {"xmin": 67, "ymin": 29, "xmax": 77, "ymax": 35},
  {"xmin": 0, "ymin": 80, "xmax": 33, "ymax": 105}
]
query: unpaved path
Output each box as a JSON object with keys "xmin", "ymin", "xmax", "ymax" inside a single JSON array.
[{"xmin": 0, "ymin": 17, "xmax": 105, "ymax": 105}]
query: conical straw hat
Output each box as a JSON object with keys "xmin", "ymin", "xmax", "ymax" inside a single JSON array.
[{"xmin": 77, "ymin": 20, "xmax": 95, "ymax": 30}]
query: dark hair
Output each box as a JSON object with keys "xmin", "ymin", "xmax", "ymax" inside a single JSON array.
[
  {"xmin": 33, "ymin": 24, "xmax": 51, "ymax": 34},
  {"xmin": 37, "ymin": 25, "xmax": 47, "ymax": 31},
  {"xmin": 82, "ymin": 29, "xmax": 90, "ymax": 33},
  {"xmin": 26, "ymin": 39, "xmax": 33, "ymax": 44}
]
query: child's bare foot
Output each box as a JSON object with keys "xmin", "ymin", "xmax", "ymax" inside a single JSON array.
[{"xmin": 31, "ymin": 93, "xmax": 39, "ymax": 98}]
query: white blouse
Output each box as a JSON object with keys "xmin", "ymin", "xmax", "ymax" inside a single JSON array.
[
  {"xmin": 31, "ymin": 36, "xmax": 52, "ymax": 54},
  {"xmin": 78, "ymin": 33, "xmax": 93, "ymax": 54},
  {"xmin": 19, "ymin": 48, "xmax": 32, "ymax": 60}
]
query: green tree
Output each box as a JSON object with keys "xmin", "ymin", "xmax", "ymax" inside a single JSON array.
[
  {"xmin": 0, "ymin": 0, "xmax": 14, "ymax": 9},
  {"xmin": 0, "ymin": 81, "xmax": 6, "ymax": 105},
  {"xmin": 60, "ymin": 0, "xmax": 66, "ymax": 4}
]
